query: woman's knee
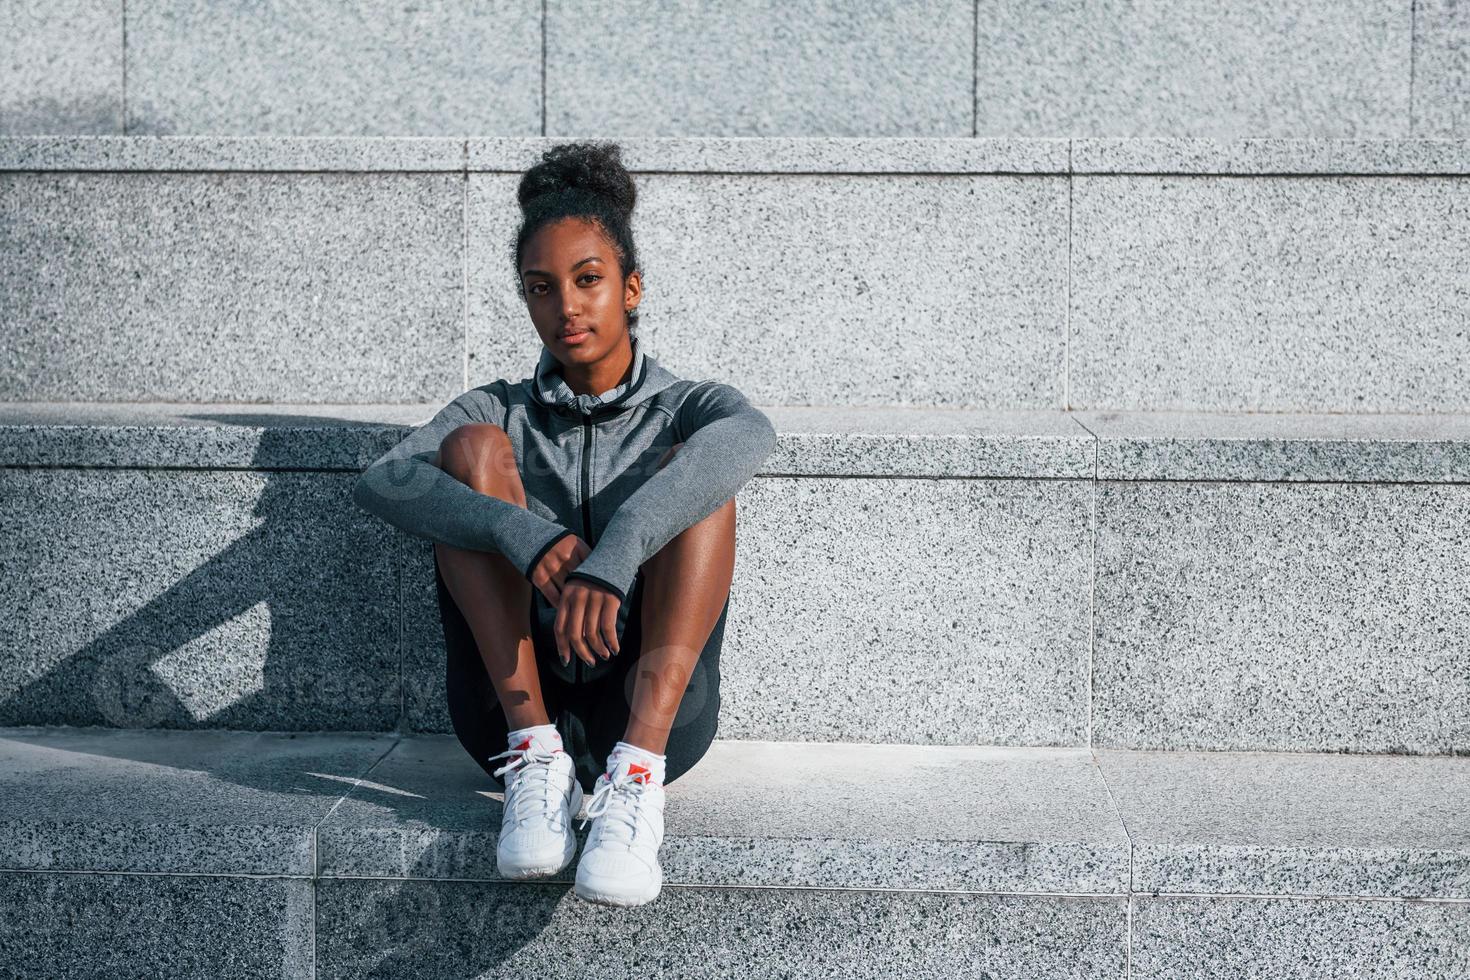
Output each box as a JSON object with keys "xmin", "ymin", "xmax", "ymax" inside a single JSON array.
[{"xmin": 436, "ymin": 423, "xmax": 515, "ymax": 488}]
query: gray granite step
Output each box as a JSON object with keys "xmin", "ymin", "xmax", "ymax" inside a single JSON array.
[
  {"xmin": 3, "ymin": 136, "xmax": 1469, "ymax": 412},
  {"xmin": 2, "ymin": 403, "xmax": 1469, "ymax": 755},
  {"xmin": 1, "ymin": 728, "xmax": 1466, "ymax": 978},
  {"xmin": 8, "ymin": 1, "xmax": 1450, "ymax": 141}
]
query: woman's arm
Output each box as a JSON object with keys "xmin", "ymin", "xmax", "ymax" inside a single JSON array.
[
  {"xmin": 563, "ymin": 381, "xmax": 778, "ymax": 604},
  {"xmin": 352, "ymin": 385, "xmax": 574, "ymax": 581}
]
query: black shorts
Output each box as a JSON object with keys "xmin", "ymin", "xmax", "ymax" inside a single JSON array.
[{"xmin": 435, "ymin": 551, "xmax": 729, "ymax": 794}]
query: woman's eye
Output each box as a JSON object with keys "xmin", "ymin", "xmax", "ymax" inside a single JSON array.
[{"xmin": 581, "ymin": 275, "xmax": 600, "ymax": 284}]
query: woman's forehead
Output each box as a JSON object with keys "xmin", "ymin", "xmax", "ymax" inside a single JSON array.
[{"xmin": 522, "ymin": 221, "xmax": 616, "ymax": 269}]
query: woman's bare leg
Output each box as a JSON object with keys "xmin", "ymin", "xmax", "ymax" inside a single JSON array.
[
  {"xmin": 432, "ymin": 423, "xmax": 551, "ymax": 732},
  {"xmin": 622, "ymin": 442, "xmax": 737, "ymax": 754}
]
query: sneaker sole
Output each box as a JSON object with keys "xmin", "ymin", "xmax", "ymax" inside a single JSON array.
[
  {"xmin": 572, "ymin": 871, "xmax": 662, "ymax": 907},
  {"xmin": 496, "ymin": 780, "xmax": 585, "ymax": 879}
]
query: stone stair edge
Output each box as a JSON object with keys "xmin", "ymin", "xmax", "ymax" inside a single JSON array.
[
  {"xmin": 3, "ymin": 135, "xmax": 1470, "ymax": 175},
  {"xmin": 2, "ymin": 402, "xmax": 1469, "ymax": 483},
  {"xmin": 2, "ymin": 727, "xmax": 1466, "ymax": 903}
]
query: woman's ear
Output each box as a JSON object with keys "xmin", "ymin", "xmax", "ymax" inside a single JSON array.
[{"xmin": 623, "ymin": 269, "xmax": 642, "ymax": 310}]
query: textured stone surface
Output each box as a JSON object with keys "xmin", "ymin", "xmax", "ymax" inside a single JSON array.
[
  {"xmin": 1097, "ymin": 749, "xmax": 1470, "ymax": 898},
  {"xmin": 3, "ymin": 729, "xmax": 1469, "ymax": 976},
  {"xmin": 469, "ymin": 136, "xmax": 1069, "ymax": 173},
  {"xmin": 23, "ymin": 404, "xmax": 1470, "ymax": 482},
  {"xmin": 1415, "ymin": 0, "xmax": 1470, "ymax": 137},
  {"xmin": 1093, "ymin": 481, "xmax": 1470, "ymax": 753},
  {"xmin": 22, "ymin": 135, "xmax": 1470, "ymax": 177},
  {"xmin": 19, "ymin": 135, "xmax": 1467, "ymax": 176},
  {"xmin": 454, "ymin": 173, "xmax": 530, "ymax": 389},
  {"xmin": 1071, "ymin": 175, "xmax": 1470, "ymax": 413},
  {"xmin": 1074, "ymin": 410, "xmax": 1470, "ymax": 483},
  {"xmin": 401, "ymin": 537, "xmax": 452, "ymax": 733},
  {"xmin": 0, "ymin": 171, "xmax": 463, "ymax": 403},
  {"xmin": 0, "ymin": 402, "xmax": 413, "ymax": 469},
  {"xmin": 124, "ymin": 0, "xmax": 539, "ymax": 136},
  {"xmin": 763, "ymin": 406, "xmax": 1093, "ymax": 477},
  {"xmin": 723, "ymin": 476, "xmax": 1091, "ymax": 744},
  {"xmin": 1132, "ymin": 896, "xmax": 1470, "ymax": 978},
  {"xmin": 0, "ymin": 134, "xmax": 465, "ymax": 171},
  {"xmin": 0, "ymin": 403, "xmax": 1092, "ymax": 475},
  {"xmin": 317, "ymin": 878, "xmax": 1125, "ymax": 979},
  {"xmin": 319, "ymin": 736, "xmax": 1128, "ymax": 893},
  {"xmin": 315, "ymin": 734, "xmax": 506, "ymax": 881},
  {"xmin": 469, "ymin": 172, "xmax": 1069, "ymax": 408},
  {"xmin": 0, "ymin": 468, "xmax": 400, "ymax": 730},
  {"xmin": 9, "ymin": 141, "xmax": 1468, "ymax": 415},
  {"xmin": 0, "ymin": 728, "xmax": 393, "ymax": 874},
  {"xmin": 660, "ymin": 740, "xmax": 1125, "ymax": 893},
  {"xmin": 0, "ymin": 1, "xmax": 120, "ymax": 135},
  {"xmin": 1073, "ymin": 137, "xmax": 1470, "ymax": 174},
  {"xmin": 976, "ymin": 0, "xmax": 1409, "ymax": 137},
  {"xmin": 0, "ymin": 871, "xmax": 313, "ymax": 979},
  {"xmin": 11, "ymin": 409, "xmax": 1470, "ymax": 742},
  {"xmin": 546, "ymin": 0, "xmax": 972, "ymax": 137}
]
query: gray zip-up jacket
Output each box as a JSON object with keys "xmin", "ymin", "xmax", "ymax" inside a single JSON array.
[{"xmin": 353, "ymin": 333, "xmax": 777, "ymax": 610}]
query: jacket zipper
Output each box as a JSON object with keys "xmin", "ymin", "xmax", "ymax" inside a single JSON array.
[
  {"xmin": 580, "ymin": 415, "xmax": 595, "ymax": 545},
  {"xmin": 576, "ymin": 413, "xmax": 594, "ymax": 684}
]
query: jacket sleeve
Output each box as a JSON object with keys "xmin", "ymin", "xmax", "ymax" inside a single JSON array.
[
  {"xmin": 563, "ymin": 381, "xmax": 778, "ymax": 604},
  {"xmin": 352, "ymin": 385, "xmax": 575, "ymax": 582}
]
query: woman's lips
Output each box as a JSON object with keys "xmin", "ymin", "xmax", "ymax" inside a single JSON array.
[{"xmin": 560, "ymin": 328, "xmax": 592, "ymax": 345}]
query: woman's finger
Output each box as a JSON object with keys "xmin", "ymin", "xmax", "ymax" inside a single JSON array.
[
  {"xmin": 598, "ymin": 595, "xmax": 621, "ymax": 657},
  {"xmin": 583, "ymin": 593, "xmax": 611, "ymax": 660},
  {"xmin": 565, "ymin": 591, "xmax": 597, "ymax": 666},
  {"xmin": 553, "ymin": 592, "xmax": 571, "ymax": 665}
]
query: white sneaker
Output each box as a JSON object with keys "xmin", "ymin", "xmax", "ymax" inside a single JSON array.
[
  {"xmin": 573, "ymin": 760, "xmax": 666, "ymax": 907},
  {"xmin": 487, "ymin": 742, "xmax": 584, "ymax": 880}
]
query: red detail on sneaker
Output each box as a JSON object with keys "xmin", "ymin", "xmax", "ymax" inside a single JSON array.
[
  {"xmin": 514, "ymin": 737, "xmax": 532, "ymax": 751},
  {"xmin": 626, "ymin": 763, "xmax": 651, "ymax": 784}
]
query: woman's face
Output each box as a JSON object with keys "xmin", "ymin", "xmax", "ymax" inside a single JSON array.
[{"xmin": 519, "ymin": 217, "xmax": 641, "ymax": 367}]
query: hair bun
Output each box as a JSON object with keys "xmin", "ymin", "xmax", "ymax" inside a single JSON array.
[{"xmin": 517, "ymin": 141, "xmax": 636, "ymax": 217}]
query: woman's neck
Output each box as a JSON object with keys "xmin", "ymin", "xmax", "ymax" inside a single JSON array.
[{"xmin": 562, "ymin": 336, "xmax": 635, "ymax": 397}]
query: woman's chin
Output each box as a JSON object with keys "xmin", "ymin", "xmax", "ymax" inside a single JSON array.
[{"xmin": 558, "ymin": 339, "xmax": 603, "ymax": 360}]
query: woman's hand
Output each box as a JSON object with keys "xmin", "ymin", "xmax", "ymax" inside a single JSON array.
[
  {"xmin": 530, "ymin": 534, "xmax": 590, "ymax": 607},
  {"xmin": 555, "ymin": 579, "xmax": 622, "ymax": 667}
]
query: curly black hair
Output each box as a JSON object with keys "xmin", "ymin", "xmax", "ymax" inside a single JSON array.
[{"xmin": 514, "ymin": 141, "xmax": 642, "ymax": 334}]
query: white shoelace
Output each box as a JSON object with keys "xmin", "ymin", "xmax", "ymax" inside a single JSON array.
[
  {"xmin": 486, "ymin": 745, "xmax": 567, "ymax": 827},
  {"xmin": 580, "ymin": 771, "xmax": 652, "ymax": 843}
]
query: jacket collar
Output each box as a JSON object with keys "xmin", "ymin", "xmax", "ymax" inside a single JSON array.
[{"xmin": 530, "ymin": 332, "xmax": 670, "ymax": 415}]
